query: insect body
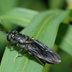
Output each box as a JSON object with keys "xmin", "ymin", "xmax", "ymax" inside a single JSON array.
[{"xmin": 7, "ymin": 30, "xmax": 61, "ymax": 64}]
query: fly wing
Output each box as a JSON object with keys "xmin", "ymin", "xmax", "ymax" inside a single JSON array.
[{"xmin": 28, "ymin": 39, "xmax": 61, "ymax": 64}]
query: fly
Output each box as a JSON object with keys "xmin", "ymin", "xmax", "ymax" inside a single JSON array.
[{"xmin": 7, "ymin": 30, "xmax": 61, "ymax": 64}]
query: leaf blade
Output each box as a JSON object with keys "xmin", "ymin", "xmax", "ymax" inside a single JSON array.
[{"xmin": 0, "ymin": 8, "xmax": 38, "ymax": 27}]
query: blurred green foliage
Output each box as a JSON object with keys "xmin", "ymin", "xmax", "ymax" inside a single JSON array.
[{"xmin": 0, "ymin": 0, "xmax": 72, "ymax": 72}]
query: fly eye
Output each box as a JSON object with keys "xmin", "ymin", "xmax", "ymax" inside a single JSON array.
[{"xmin": 11, "ymin": 34, "xmax": 15, "ymax": 38}]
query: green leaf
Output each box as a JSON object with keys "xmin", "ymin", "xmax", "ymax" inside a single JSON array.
[
  {"xmin": 50, "ymin": 51, "xmax": 72, "ymax": 72},
  {"xmin": 0, "ymin": 31, "xmax": 7, "ymax": 48},
  {"xmin": 18, "ymin": 0, "xmax": 47, "ymax": 11},
  {"xmin": 0, "ymin": 0, "xmax": 18, "ymax": 15},
  {"xmin": 0, "ymin": 31, "xmax": 7, "ymax": 59},
  {"xmin": 0, "ymin": 10, "xmax": 69, "ymax": 72},
  {"xmin": 49, "ymin": 0, "xmax": 65, "ymax": 9},
  {"xmin": 0, "ymin": 47, "xmax": 43, "ymax": 72},
  {"xmin": 0, "ymin": 31, "xmax": 7, "ymax": 50},
  {"xmin": 0, "ymin": 8, "xmax": 38, "ymax": 29},
  {"xmin": 56, "ymin": 25, "xmax": 72, "ymax": 56}
]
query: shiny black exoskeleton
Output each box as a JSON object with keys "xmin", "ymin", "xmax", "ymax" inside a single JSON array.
[{"xmin": 7, "ymin": 30, "xmax": 61, "ymax": 64}]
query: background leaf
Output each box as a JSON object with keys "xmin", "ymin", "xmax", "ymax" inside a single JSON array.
[
  {"xmin": 49, "ymin": 0, "xmax": 65, "ymax": 9},
  {"xmin": 56, "ymin": 24, "xmax": 72, "ymax": 56},
  {"xmin": 50, "ymin": 51, "xmax": 72, "ymax": 72},
  {"xmin": 0, "ymin": 31, "xmax": 7, "ymax": 61},
  {"xmin": 0, "ymin": 8, "xmax": 38, "ymax": 30},
  {"xmin": 0, "ymin": 0, "xmax": 18, "ymax": 15}
]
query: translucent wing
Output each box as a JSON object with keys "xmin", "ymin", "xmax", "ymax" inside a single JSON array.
[{"xmin": 27, "ymin": 39, "xmax": 61, "ymax": 64}]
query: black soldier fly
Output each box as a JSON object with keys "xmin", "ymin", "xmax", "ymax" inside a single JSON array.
[{"xmin": 7, "ymin": 30, "xmax": 61, "ymax": 64}]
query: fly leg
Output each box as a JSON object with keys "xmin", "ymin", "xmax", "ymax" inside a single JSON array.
[{"xmin": 15, "ymin": 44, "xmax": 26, "ymax": 58}]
